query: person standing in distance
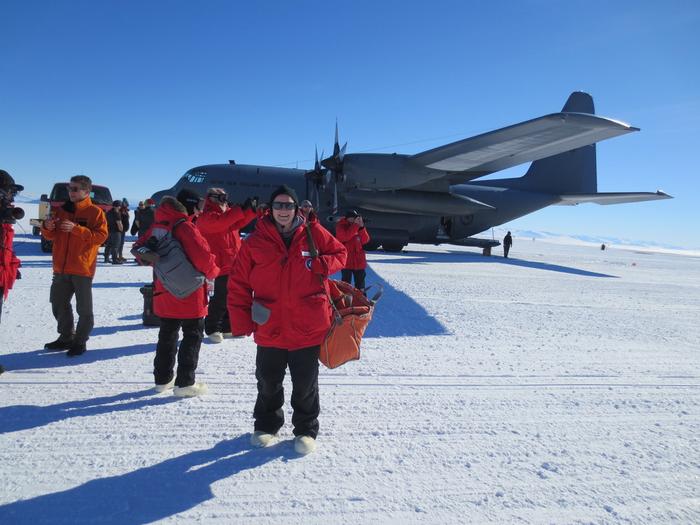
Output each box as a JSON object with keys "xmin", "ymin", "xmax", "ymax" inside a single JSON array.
[
  {"xmin": 228, "ymin": 185, "xmax": 347, "ymax": 455},
  {"xmin": 42, "ymin": 175, "xmax": 108, "ymax": 356},
  {"xmin": 335, "ymin": 209, "xmax": 370, "ymax": 292},
  {"xmin": 503, "ymin": 231, "xmax": 513, "ymax": 258},
  {"xmin": 196, "ymin": 188, "xmax": 257, "ymax": 343}
]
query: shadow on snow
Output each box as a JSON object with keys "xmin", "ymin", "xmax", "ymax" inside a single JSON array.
[
  {"xmin": 0, "ymin": 343, "xmax": 153, "ymax": 372},
  {"xmin": 0, "ymin": 434, "xmax": 295, "ymax": 524},
  {"xmin": 371, "ymin": 249, "xmax": 619, "ymax": 278},
  {"xmin": 332, "ymin": 265, "xmax": 450, "ymax": 338},
  {"xmin": 0, "ymin": 388, "xmax": 177, "ymax": 434}
]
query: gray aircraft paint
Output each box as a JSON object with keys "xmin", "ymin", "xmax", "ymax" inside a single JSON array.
[{"xmin": 152, "ymin": 92, "xmax": 671, "ymax": 252}]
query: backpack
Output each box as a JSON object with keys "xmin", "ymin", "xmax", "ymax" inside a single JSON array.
[{"xmin": 136, "ymin": 219, "xmax": 206, "ymax": 299}]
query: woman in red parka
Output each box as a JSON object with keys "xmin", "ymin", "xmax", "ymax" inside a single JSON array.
[
  {"xmin": 335, "ymin": 209, "xmax": 370, "ymax": 292},
  {"xmin": 228, "ymin": 185, "xmax": 346, "ymax": 455},
  {"xmin": 133, "ymin": 193, "xmax": 219, "ymax": 397},
  {"xmin": 196, "ymin": 188, "xmax": 257, "ymax": 343}
]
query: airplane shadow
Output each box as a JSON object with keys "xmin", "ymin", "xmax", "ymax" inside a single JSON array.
[
  {"xmin": 332, "ymin": 266, "xmax": 450, "ymax": 338},
  {"xmin": 372, "ymin": 249, "xmax": 618, "ymax": 278},
  {"xmin": 0, "ymin": 435, "xmax": 293, "ymax": 524},
  {"xmin": 0, "ymin": 343, "xmax": 153, "ymax": 372},
  {"xmin": 0, "ymin": 389, "xmax": 178, "ymax": 435}
]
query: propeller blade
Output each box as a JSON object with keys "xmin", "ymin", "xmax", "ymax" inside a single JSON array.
[
  {"xmin": 339, "ymin": 142, "xmax": 347, "ymax": 163},
  {"xmin": 333, "ymin": 121, "xmax": 340, "ymax": 157}
]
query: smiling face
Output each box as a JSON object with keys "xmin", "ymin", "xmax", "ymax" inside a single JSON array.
[{"xmin": 271, "ymin": 194, "xmax": 297, "ymax": 230}]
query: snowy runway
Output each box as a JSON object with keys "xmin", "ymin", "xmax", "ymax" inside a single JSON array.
[{"xmin": 1, "ymin": 229, "xmax": 699, "ymax": 524}]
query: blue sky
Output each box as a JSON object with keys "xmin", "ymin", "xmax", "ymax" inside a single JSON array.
[{"xmin": 2, "ymin": 0, "xmax": 698, "ymax": 247}]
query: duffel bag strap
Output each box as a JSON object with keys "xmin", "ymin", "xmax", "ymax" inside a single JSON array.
[{"xmin": 305, "ymin": 223, "xmax": 343, "ymax": 324}]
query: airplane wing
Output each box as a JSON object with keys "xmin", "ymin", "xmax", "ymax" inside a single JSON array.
[
  {"xmin": 557, "ymin": 191, "xmax": 672, "ymax": 205},
  {"xmin": 412, "ymin": 113, "xmax": 638, "ymax": 175}
]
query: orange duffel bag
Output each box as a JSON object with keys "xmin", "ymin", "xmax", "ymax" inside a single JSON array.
[{"xmin": 319, "ymin": 279, "xmax": 381, "ymax": 369}]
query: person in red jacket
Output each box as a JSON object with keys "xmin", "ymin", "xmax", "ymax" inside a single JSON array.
[
  {"xmin": 196, "ymin": 188, "xmax": 257, "ymax": 343},
  {"xmin": 228, "ymin": 185, "xmax": 347, "ymax": 455},
  {"xmin": 133, "ymin": 193, "xmax": 219, "ymax": 397},
  {"xmin": 335, "ymin": 209, "xmax": 370, "ymax": 292},
  {"xmin": 0, "ymin": 169, "xmax": 24, "ymax": 375}
]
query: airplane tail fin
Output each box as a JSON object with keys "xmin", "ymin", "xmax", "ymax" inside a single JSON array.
[{"xmin": 519, "ymin": 92, "xmax": 598, "ymax": 195}]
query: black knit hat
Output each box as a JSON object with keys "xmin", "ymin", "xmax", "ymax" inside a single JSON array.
[
  {"xmin": 176, "ymin": 188, "xmax": 202, "ymax": 216},
  {"xmin": 268, "ymin": 184, "xmax": 299, "ymax": 208},
  {"xmin": 0, "ymin": 169, "xmax": 23, "ymax": 192}
]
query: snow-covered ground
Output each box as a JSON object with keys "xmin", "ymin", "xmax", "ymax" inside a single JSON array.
[{"xmin": 1, "ymin": 207, "xmax": 699, "ymax": 524}]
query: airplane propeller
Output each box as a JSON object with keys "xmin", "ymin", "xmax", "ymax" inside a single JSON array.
[
  {"xmin": 321, "ymin": 122, "xmax": 347, "ymax": 215},
  {"xmin": 304, "ymin": 146, "xmax": 326, "ymax": 209}
]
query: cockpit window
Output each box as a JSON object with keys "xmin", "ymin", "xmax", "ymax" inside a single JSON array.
[{"xmin": 184, "ymin": 170, "xmax": 207, "ymax": 184}]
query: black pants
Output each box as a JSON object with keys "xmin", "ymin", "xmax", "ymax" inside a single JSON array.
[
  {"xmin": 49, "ymin": 274, "xmax": 94, "ymax": 344},
  {"xmin": 205, "ymin": 275, "xmax": 230, "ymax": 335},
  {"xmin": 341, "ymin": 269, "xmax": 366, "ymax": 291},
  {"xmin": 118, "ymin": 231, "xmax": 126, "ymax": 258},
  {"xmin": 154, "ymin": 317, "xmax": 204, "ymax": 387},
  {"xmin": 504, "ymin": 245, "xmax": 511, "ymax": 258},
  {"xmin": 254, "ymin": 345, "xmax": 320, "ymax": 438}
]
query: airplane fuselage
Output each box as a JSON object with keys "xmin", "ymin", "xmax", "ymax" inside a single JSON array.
[{"xmin": 152, "ymin": 162, "xmax": 555, "ymax": 251}]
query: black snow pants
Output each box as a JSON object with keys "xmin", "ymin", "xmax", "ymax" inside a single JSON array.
[
  {"xmin": 154, "ymin": 317, "xmax": 204, "ymax": 387},
  {"xmin": 341, "ymin": 269, "xmax": 366, "ymax": 292},
  {"xmin": 253, "ymin": 345, "xmax": 320, "ymax": 438},
  {"xmin": 204, "ymin": 275, "xmax": 230, "ymax": 335}
]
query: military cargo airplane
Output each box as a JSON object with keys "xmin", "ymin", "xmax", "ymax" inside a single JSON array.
[{"xmin": 153, "ymin": 92, "xmax": 671, "ymax": 253}]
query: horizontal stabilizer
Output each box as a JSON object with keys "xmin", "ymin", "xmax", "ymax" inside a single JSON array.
[
  {"xmin": 412, "ymin": 113, "xmax": 638, "ymax": 173},
  {"xmin": 557, "ymin": 191, "xmax": 672, "ymax": 205}
]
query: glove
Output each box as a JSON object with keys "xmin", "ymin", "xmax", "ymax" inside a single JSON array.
[
  {"xmin": 16, "ymin": 270, "xmax": 21, "ymax": 280},
  {"xmin": 206, "ymin": 279, "xmax": 215, "ymax": 298},
  {"xmin": 242, "ymin": 197, "xmax": 258, "ymax": 211}
]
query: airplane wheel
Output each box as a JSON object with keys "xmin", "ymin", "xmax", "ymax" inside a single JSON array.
[
  {"xmin": 382, "ymin": 242, "xmax": 405, "ymax": 253},
  {"xmin": 40, "ymin": 238, "xmax": 53, "ymax": 253},
  {"xmin": 363, "ymin": 241, "xmax": 381, "ymax": 251}
]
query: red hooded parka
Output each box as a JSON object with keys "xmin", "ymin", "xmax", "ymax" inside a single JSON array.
[
  {"xmin": 196, "ymin": 200, "xmax": 257, "ymax": 276},
  {"xmin": 227, "ymin": 216, "xmax": 347, "ymax": 350},
  {"xmin": 134, "ymin": 200, "xmax": 219, "ymax": 319},
  {"xmin": 335, "ymin": 218, "xmax": 370, "ymax": 270}
]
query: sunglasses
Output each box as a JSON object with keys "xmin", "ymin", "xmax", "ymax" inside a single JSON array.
[
  {"xmin": 271, "ymin": 201, "xmax": 296, "ymax": 210},
  {"xmin": 68, "ymin": 186, "xmax": 84, "ymax": 192},
  {"xmin": 209, "ymin": 193, "xmax": 227, "ymax": 203}
]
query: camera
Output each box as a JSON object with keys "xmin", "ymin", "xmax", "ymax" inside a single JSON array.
[
  {"xmin": 0, "ymin": 170, "xmax": 24, "ymax": 224},
  {"xmin": 0, "ymin": 189, "xmax": 24, "ymax": 224}
]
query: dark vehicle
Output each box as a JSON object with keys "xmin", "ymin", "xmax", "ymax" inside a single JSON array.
[{"xmin": 31, "ymin": 182, "xmax": 113, "ymax": 252}]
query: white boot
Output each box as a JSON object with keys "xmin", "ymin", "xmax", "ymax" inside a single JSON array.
[
  {"xmin": 208, "ymin": 332, "xmax": 224, "ymax": 343},
  {"xmin": 154, "ymin": 378, "xmax": 175, "ymax": 393},
  {"xmin": 294, "ymin": 435, "xmax": 317, "ymax": 455},
  {"xmin": 174, "ymin": 383, "xmax": 208, "ymax": 397},
  {"xmin": 250, "ymin": 431, "xmax": 277, "ymax": 448}
]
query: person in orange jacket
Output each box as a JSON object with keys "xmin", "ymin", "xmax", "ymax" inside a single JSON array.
[
  {"xmin": 196, "ymin": 188, "xmax": 257, "ymax": 343},
  {"xmin": 335, "ymin": 209, "xmax": 370, "ymax": 292},
  {"xmin": 41, "ymin": 175, "xmax": 108, "ymax": 356},
  {"xmin": 228, "ymin": 185, "xmax": 347, "ymax": 454}
]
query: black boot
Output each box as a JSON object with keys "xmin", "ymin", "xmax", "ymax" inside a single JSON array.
[
  {"xmin": 67, "ymin": 342, "xmax": 87, "ymax": 357},
  {"xmin": 45, "ymin": 338, "xmax": 74, "ymax": 351}
]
